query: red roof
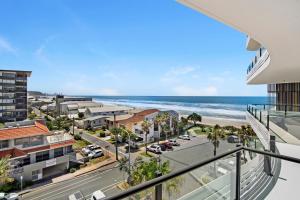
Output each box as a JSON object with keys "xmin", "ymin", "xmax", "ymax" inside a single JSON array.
[
  {"xmin": 0, "ymin": 121, "xmax": 50, "ymax": 140},
  {"xmin": 0, "ymin": 148, "xmax": 27, "ymax": 158},
  {"xmin": 119, "ymin": 109, "xmax": 159, "ymax": 125}
]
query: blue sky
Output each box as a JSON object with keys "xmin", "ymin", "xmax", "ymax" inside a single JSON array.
[{"xmin": 0, "ymin": 0, "xmax": 265, "ymax": 96}]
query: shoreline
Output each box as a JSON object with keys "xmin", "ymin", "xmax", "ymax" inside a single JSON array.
[{"xmin": 97, "ymin": 101, "xmax": 248, "ymax": 128}]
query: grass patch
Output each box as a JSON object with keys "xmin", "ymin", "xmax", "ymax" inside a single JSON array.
[
  {"xmin": 107, "ymin": 138, "xmax": 116, "ymax": 144},
  {"xmin": 0, "ymin": 123, "xmax": 5, "ymax": 129},
  {"xmin": 140, "ymin": 152, "xmax": 154, "ymax": 158},
  {"xmin": 73, "ymin": 139, "xmax": 91, "ymax": 150},
  {"xmin": 88, "ymin": 155, "xmax": 110, "ymax": 165}
]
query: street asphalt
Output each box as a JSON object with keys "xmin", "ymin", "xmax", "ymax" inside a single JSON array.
[{"xmin": 22, "ymin": 165, "xmax": 124, "ymax": 200}]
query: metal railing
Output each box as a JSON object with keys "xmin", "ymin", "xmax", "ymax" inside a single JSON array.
[
  {"xmin": 102, "ymin": 145, "xmax": 298, "ymax": 200},
  {"xmin": 246, "ymin": 47, "xmax": 269, "ymax": 80}
]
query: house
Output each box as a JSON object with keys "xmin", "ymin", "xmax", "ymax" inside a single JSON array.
[
  {"xmin": 59, "ymin": 101, "xmax": 103, "ymax": 117},
  {"xmin": 85, "ymin": 106, "xmax": 132, "ymax": 117},
  {"xmin": 55, "ymin": 95, "xmax": 93, "ymax": 115},
  {"xmin": 0, "ymin": 121, "xmax": 75, "ymax": 182},
  {"xmin": 82, "ymin": 116, "xmax": 108, "ymax": 130}
]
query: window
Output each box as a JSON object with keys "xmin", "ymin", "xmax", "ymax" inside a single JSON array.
[
  {"xmin": 32, "ymin": 169, "xmax": 42, "ymax": 181},
  {"xmin": 65, "ymin": 145, "xmax": 73, "ymax": 154},
  {"xmin": 30, "ymin": 136, "xmax": 43, "ymax": 146},
  {"xmin": 54, "ymin": 148, "xmax": 64, "ymax": 158},
  {"xmin": 0, "ymin": 140, "xmax": 9, "ymax": 149},
  {"xmin": 36, "ymin": 151, "xmax": 49, "ymax": 162},
  {"xmin": 15, "ymin": 138, "xmax": 30, "ymax": 147}
]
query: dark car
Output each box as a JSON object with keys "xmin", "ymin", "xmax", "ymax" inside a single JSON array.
[
  {"xmin": 158, "ymin": 144, "xmax": 166, "ymax": 151},
  {"xmin": 161, "ymin": 142, "xmax": 173, "ymax": 151},
  {"xmin": 227, "ymin": 135, "xmax": 240, "ymax": 143}
]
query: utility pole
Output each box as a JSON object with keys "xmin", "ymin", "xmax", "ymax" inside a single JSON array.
[
  {"xmin": 113, "ymin": 112, "xmax": 119, "ymax": 161},
  {"xmin": 128, "ymin": 131, "xmax": 131, "ymax": 183},
  {"xmin": 72, "ymin": 117, "xmax": 75, "ymax": 135}
]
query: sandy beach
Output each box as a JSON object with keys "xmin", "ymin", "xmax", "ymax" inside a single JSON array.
[{"xmin": 180, "ymin": 114, "xmax": 248, "ymax": 128}]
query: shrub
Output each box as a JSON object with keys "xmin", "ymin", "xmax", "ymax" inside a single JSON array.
[
  {"xmin": 69, "ymin": 168, "xmax": 77, "ymax": 173},
  {"xmin": 99, "ymin": 130, "xmax": 106, "ymax": 137},
  {"xmin": 74, "ymin": 134, "xmax": 82, "ymax": 140}
]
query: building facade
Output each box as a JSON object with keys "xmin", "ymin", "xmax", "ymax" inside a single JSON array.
[
  {"xmin": 0, "ymin": 121, "xmax": 75, "ymax": 182},
  {"xmin": 0, "ymin": 70, "xmax": 31, "ymax": 123}
]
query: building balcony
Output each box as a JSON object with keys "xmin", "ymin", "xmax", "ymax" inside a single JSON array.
[{"xmin": 246, "ymin": 47, "xmax": 270, "ymax": 82}]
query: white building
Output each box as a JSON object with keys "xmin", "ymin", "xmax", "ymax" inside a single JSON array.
[{"xmin": 85, "ymin": 106, "xmax": 132, "ymax": 117}]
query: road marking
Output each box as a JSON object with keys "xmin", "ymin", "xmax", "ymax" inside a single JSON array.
[
  {"xmin": 26, "ymin": 169, "xmax": 119, "ymax": 200},
  {"xmin": 84, "ymin": 181, "xmax": 123, "ymax": 199}
]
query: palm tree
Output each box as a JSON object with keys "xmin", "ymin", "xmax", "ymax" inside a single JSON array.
[
  {"xmin": 155, "ymin": 113, "xmax": 168, "ymax": 144},
  {"xmin": 0, "ymin": 156, "xmax": 13, "ymax": 184},
  {"xmin": 110, "ymin": 127, "xmax": 123, "ymax": 161},
  {"xmin": 187, "ymin": 113, "xmax": 202, "ymax": 126},
  {"xmin": 172, "ymin": 117, "xmax": 179, "ymax": 135},
  {"xmin": 118, "ymin": 157, "xmax": 130, "ymax": 182},
  {"xmin": 207, "ymin": 124, "xmax": 225, "ymax": 156},
  {"xmin": 165, "ymin": 176, "xmax": 184, "ymax": 200},
  {"xmin": 141, "ymin": 120, "xmax": 152, "ymax": 155}
]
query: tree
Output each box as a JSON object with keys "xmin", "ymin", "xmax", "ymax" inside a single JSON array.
[
  {"xmin": 207, "ymin": 124, "xmax": 225, "ymax": 157},
  {"xmin": 187, "ymin": 113, "xmax": 202, "ymax": 126},
  {"xmin": 238, "ymin": 125, "xmax": 256, "ymax": 161},
  {"xmin": 172, "ymin": 117, "xmax": 179, "ymax": 135},
  {"xmin": 141, "ymin": 120, "xmax": 152, "ymax": 155},
  {"xmin": 78, "ymin": 112, "xmax": 84, "ymax": 119},
  {"xmin": 165, "ymin": 176, "xmax": 184, "ymax": 200},
  {"xmin": 118, "ymin": 157, "xmax": 130, "ymax": 182},
  {"xmin": 28, "ymin": 112, "xmax": 37, "ymax": 120},
  {"xmin": 110, "ymin": 127, "xmax": 123, "ymax": 160},
  {"xmin": 0, "ymin": 156, "xmax": 13, "ymax": 184},
  {"xmin": 155, "ymin": 113, "xmax": 169, "ymax": 143}
]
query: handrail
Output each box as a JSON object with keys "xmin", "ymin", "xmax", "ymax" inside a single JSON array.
[
  {"xmin": 247, "ymin": 50, "xmax": 269, "ymax": 80},
  {"xmin": 103, "ymin": 146, "xmax": 299, "ymax": 200},
  {"xmin": 103, "ymin": 146, "xmax": 243, "ymax": 200}
]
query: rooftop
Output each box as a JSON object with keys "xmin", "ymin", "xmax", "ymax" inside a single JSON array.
[
  {"xmin": 87, "ymin": 106, "xmax": 132, "ymax": 114},
  {"xmin": 0, "ymin": 121, "xmax": 50, "ymax": 140}
]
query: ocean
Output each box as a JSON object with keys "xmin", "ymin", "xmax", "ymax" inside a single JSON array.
[{"xmin": 90, "ymin": 96, "xmax": 270, "ymax": 120}]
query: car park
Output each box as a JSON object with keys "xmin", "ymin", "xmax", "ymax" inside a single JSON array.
[
  {"xmin": 168, "ymin": 139, "xmax": 180, "ymax": 146},
  {"xmin": 88, "ymin": 149, "xmax": 104, "ymax": 159},
  {"xmin": 178, "ymin": 134, "xmax": 191, "ymax": 140},
  {"xmin": 147, "ymin": 144, "xmax": 161, "ymax": 154},
  {"xmin": 91, "ymin": 190, "xmax": 106, "ymax": 200}
]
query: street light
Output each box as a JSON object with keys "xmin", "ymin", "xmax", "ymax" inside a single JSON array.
[{"xmin": 20, "ymin": 175, "xmax": 23, "ymax": 192}]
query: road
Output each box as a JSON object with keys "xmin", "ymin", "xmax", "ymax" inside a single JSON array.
[{"xmin": 22, "ymin": 166, "xmax": 124, "ymax": 200}]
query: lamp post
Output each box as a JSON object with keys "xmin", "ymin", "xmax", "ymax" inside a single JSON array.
[{"xmin": 20, "ymin": 175, "xmax": 23, "ymax": 193}]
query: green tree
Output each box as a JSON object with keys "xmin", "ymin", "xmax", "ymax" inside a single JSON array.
[
  {"xmin": 141, "ymin": 120, "xmax": 152, "ymax": 155},
  {"xmin": 0, "ymin": 156, "xmax": 13, "ymax": 184},
  {"xmin": 110, "ymin": 127, "xmax": 123, "ymax": 160},
  {"xmin": 207, "ymin": 124, "xmax": 225, "ymax": 156},
  {"xmin": 78, "ymin": 112, "xmax": 84, "ymax": 119},
  {"xmin": 187, "ymin": 113, "xmax": 202, "ymax": 126},
  {"xmin": 155, "ymin": 113, "xmax": 169, "ymax": 143},
  {"xmin": 165, "ymin": 176, "xmax": 184, "ymax": 200}
]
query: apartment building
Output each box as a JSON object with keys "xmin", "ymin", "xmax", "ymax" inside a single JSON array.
[
  {"xmin": 175, "ymin": 1, "xmax": 300, "ymax": 199},
  {"xmin": 0, "ymin": 121, "xmax": 75, "ymax": 182},
  {"xmin": 85, "ymin": 106, "xmax": 132, "ymax": 117},
  {"xmin": 0, "ymin": 70, "xmax": 31, "ymax": 123}
]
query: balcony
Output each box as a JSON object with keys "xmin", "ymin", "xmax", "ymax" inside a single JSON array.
[
  {"xmin": 246, "ymin": 48, "xmax": 270, "ymax": 81},
  {"xmin": 47, "ymin": 133, "xmax": 74, "ymax": 144},
  {"xmin": 101, "ymin": 146, "xmax": 300, "ymax": 200},
  {"xmin": 246, "ymin": 104, "xmax": 300, "ymax": 146}
]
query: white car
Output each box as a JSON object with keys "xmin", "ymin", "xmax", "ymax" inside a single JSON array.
[
  {"xmin": 147, "ymin": 144, "xmax": 161, "ymax": 154},
  {"xmin": 91, "ymin": 190, "xmax": 106, "ymax": 200},
  {"xmin": 178, "ymin": 135, "xmax": 190, "ymax": 140},
  {"xmin": 88, "ymin": 149, "xmax": 104, "ymax": 159},
  {"xmin": 0, "ymin": 193, "xmax": 19, "ymax": 200},
  {"xmin": 68, "ymin": 191, "xmax": 84, "ymax": 200},
  {"xmin": 82, "ymin": 144, "xmax": 94, "ymax": 155}
]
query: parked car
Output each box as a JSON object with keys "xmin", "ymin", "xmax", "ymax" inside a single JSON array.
[
  {"xmin": 88, "ymin": 149, "xmax": 104, "ymax": 159},
  {"xmin": 91, "ymin": 190, "xmax": 106, "ymax": 200},
  {"xmin": 178, "ymin": 134, "xmax": 191, "ymax": 140},
  {"xmin": 90, "ymin": 144, "xmax": 101, "ymax": 151},
  {"xmin": 227, "ymin": 135, "xmax": 240, "ymax": 143},
  {"xmin": 147, "ymin": 144, "xmax": 161, "ymax": 154},
  {"xmin": 168, "ymin": 139, "xmax": 180, "ymax": 146},
  {"xmin": 0, "ymin": 193, "xmax": 19, "ymax": 200},
  {"xmin": 82, "ymin": 144, "xmax": 94, "ymax": 155},
  {"xmin": 69, "ymin": 191, "xmax": 85, "ymax": 200},
  {"xmin": 158, "ymin": 144, "xmax": 166, "ymax": 151},
  {"xmin": 160, "ymin": 142, "xmax": 173, "ymax": 151}
]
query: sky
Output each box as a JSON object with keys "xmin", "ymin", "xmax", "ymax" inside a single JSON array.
[{"xmin": 0, "ymin": 0, "xmax": 266, "ymax": 96}]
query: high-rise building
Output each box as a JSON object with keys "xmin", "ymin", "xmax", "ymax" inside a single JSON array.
[{"xmin": 0, "ymin": 70, "xmax": 32, "ymax": 122}]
